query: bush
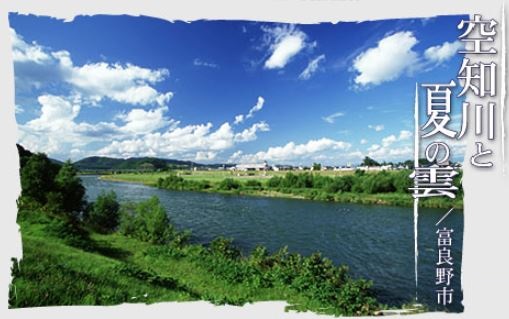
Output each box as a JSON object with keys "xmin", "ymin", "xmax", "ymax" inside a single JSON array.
[
  {"xmin": 45, "ymin": 216, "xmax": 92, "ymax": 249},
  {"xmin": 267, "ymin": 176, "xmax": 282, "ymax": 188},
  {"xmin": 119, "ymin": 196, "xmax": 174, "ymax": 244},
  {"xmin": 209, "ymin": 237, "xmax": 241, "ymax": 260},
  {"xmin": 218, "ymin": 178, "xmax": 240, "ymax": 191},
  {"xmin": 245, "ymin": 179, "xmax": 262, "ymax": 189},
  {"xmin": 87, "ymin": 191, "xmax": 120, "ymax": 233}
]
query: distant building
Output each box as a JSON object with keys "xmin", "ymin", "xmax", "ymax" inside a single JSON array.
[
  {"xmin": 272, "ymin": 164, "xmax": 293, "ymax": 171},
  {"xmin": 334, "ymin": 166, "xmax": 354, "ymax": 171},
  {"xmin": 232, "ymin": 161, "xmax": 270, "ymax": 171},
  {"xmin": 358, "ymin": 165, "xmax": 393, "ymax": 171}
]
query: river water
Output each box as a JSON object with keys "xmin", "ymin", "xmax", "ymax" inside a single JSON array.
[{"xmin": 81, "ymin": 175, "xmax": 463, "ymax": 311}]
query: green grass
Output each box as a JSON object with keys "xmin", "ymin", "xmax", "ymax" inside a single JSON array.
[
  {"xmin": 100, "ymin": 171, "xmax": 463, "ymax": 209},
  {"xmin": 100, "ymin": 170, "xmax": 354, "ymax": 185},
  {"xmin": 11, "ymin": 212, "xmax": 365, "ymax": 314}
]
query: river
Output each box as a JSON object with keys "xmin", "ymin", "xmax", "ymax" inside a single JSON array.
[{"xmin": 81, "ymin": 175, "xmax": 463, "ymax": 312}]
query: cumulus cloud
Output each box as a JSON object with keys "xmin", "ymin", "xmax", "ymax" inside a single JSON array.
[
  {"xmin": 360, "ymin": 138, "xmax": 368, "ymax": 145},
  {"xmin": 322, "ymin": 111, "xmax": 344, "ymax": 124},
  {"xmin": 116, "ymin": 107, "xmax": 171, "ymax": 135},
  {"xmin": 25, "ymin": 95, "xmax": 80, "ymax": 131},
  {"xmin": 366, "ymin": 130, "xmax": 413, "ymax": 160},
  {"xmin": 18, "ymin": 94, "xmax": 177, "ymax": 158},
  {"xmin": 368, "ymin": 124, "xmax": 385, "ymax": 132},
  {"xmin": 97, "ymin": 118, "xmax": 269, "ymax": 160},
  {"xmin": 351, "ymin": 31, "xmax": 464, "ymax": 88},
  {"xmin": 234, "ymin": 122, "xmax": 270, "ymax": 142},
  {"xmin": 299, "ymin": 54, "xmax": 325, "ymax": 80},
  {"xmin": 262, "ymin": 25, "xmax": 313, "ymax": 70},
  {"xmin": 424, "ymin": 40, "xmax": 463, "ymax": 64},
  {"xmin": 11, "ymin": 28, "xmax": 173, "ymax": 106},
  {"xmin": 16, "ymin": 93, "xmax": 269, "ymax": 161},
  {"xmin": 230, "ymin": 138, "xmax": 351, "ymax": 164},
  {"xmin": 12, "ymin": 28, "xmax": 271, "ymax": 161},
  {"xmin": 10, "ymin": 28, "xmax": 51, "ymax": 64},
  {"xmin": 352, "ymin": 31, "xmax": 419, "ymax": 87},
  {"xmin": 234, "ymin": 96, "xmax": 265, "ymax": 124}
]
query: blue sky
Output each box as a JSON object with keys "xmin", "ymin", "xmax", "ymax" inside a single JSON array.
[{"xmin": 10, "ymin": 13, "xmax": 467, "ymax": 165}]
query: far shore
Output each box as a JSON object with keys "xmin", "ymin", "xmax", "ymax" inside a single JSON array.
[{"xmin": 97, "ymin": 172, "xmax": 463, "ymax": 210}]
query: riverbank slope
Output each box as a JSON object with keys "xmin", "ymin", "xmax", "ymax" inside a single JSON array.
[{"xmin": 100, "ymin": 171, "xmax": 463, "ymax": 209}]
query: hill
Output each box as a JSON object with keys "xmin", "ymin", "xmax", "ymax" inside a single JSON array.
[{"xmin": 73, "ymin": 156, "xmax": 203, "ymax": 171}]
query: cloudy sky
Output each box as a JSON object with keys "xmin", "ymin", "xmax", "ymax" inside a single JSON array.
[{"xmin": 10, "ymin": 14, "xmax": 467, "ymax": 165}]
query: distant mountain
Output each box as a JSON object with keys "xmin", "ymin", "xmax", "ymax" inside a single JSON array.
[{"xmin": 73, "ymin": 156, "xmax": 204, "ymax": 171}]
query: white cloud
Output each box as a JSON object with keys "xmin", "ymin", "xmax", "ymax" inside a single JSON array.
[
  {"xmin": 18, "ymin": 92, "xmax": 270, "ymax": 161},
  {"xmin": 18, "ymin": 94, "xmax": 177, "ymax": 159},
  {"xmin": 424, "ymin": 40, "xmax": 463, "ymax": 64},
  {"xmin": 11, "ymin": 28, "xmax": 173, "ymax": 107},
  {"xmin": 234, "ymin": 115, "xmax": 244, "ymax": 125},
  {"xmin": 322, "ymin": 111, "xmax": 344, "ymax": 124},
  {"xmin": 117, "ymin": 106, "xmax": 171, "ymax": 135},
  {"xmin": 234, "ymin": 121, "xmax": 270, "ymax": 142},
  {"xmin": 381, "ymin": 135, "xmax": 397, "ymax": 147},
  {"xmin": 26, "ymin": 95, "xmax": 80, "ymax": 131},
  {"xmin": 299, "ymin": 54, "xmax": 325, "ymax": 80},
  {"xmin": 195, "ymin": 151, "xmax": 218, "ymax": 161},
  {"xmin": 366, "ymin": 130, "xmax": 413, "ymax": 161},
  {"xmin": 193, "ymin": 58, "xmax": 219, "ymax": 68},
  {"xmin": 230, "ymin": 138, "xmax": 351, "ymax": 164},
  {"xmin": 368, "ymin": 124, "xmax": 385, "ymax": 132},
  {"xmin": 352, "ymin": 31, "xmax": 419, "ymax": 86},
  {"xmin": 398, "ymin": 130, "xmax": 412, "ymax": 140},
  {"xmin": 360, "ymin": 138, "xmax": 368, "ymax": 145},
  {"xmin": 97, "ymin": 118, "xmax": 269, "ymax": 161},
  {"xmin": 262, "ymin": 25, "xmax": 312, "ymax": 69},
  {"xmin": 12, "ymin": 29, "xmax": 271, "ymax": 161},
  {"xmin": 58, "ymin": 54, "xmax": 173, "ymax": 106},
  {"xmin": 15, "ymin": 104, "xmax": 24, "ymax": 114},
  {"xmin": 10, "ymin": 28, "xmax": 51, "ymax": 64},
  {"xmin": 234, "ymin": 96, "xmax": 265, "ymax": 124}
]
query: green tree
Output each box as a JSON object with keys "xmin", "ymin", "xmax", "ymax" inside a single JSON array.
[
  {"xmin": 312, "ymin": 163, "xmax": 322, "ymax": 171},
  {"xmin": 87, "ymin": 191, "xmax": 120, "ymax": 233},
  {"xmin": 361, "ymin": 156, "xmax": 379, "ymax": 167},
  {"xmin": 20, "ymin": 153, "xmax": 58, "ymax": 204},
  {"xmin": 54, "ymin": 161, "xmax": 85, "ymax": 215}
]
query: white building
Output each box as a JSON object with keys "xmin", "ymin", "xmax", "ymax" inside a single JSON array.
[{"xmin": 233, "ymin": 161, "xmax": 270, "ymax": 171}]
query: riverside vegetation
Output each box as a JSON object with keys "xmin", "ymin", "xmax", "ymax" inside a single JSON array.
[
  {"xmin": 103, "ymin": 168, "xmax": 463, "ymax": 209},
  {"xmin": 10, "ymin": 145, "xmax": 383, "ymax": 316}
]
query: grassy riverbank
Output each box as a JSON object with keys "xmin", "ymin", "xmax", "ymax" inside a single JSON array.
[
  {"xmin": 12, "ymin": 206, "xmax": 382, "ymax": 316},
  {"xmin": 12, "ymin": 146, "xmax": 384, "ymax": 316},
  {"xmin": 100, "ymin": 170, "xmax": 463, "ymax": 209}
]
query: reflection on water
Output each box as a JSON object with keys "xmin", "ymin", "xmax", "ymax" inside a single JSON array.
[{"xmin": 82, "ymin": 175, "xmax": 463, "ymax": 311}]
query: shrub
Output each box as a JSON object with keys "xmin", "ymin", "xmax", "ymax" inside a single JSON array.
[
  {"xmin": 245, "ymin": 179, "xmax": 262, "ymax": 189},
  {"xmin": 87, "ymin": 191, "xmax": 120, "ymax": 233},
  {"xmin": 218, "ymin": 178, "xmax": 240, "ymax": 191},
  {"xmin": 267, "ymin": 176, "xmax": 282, "ymax": 188},
  {"xmin": 393, "ymin": 169, "xmax": 412, "ymax": 193},
  {"xmin": 209, "ymin": 237, "xmax": 241, "ymax": 260},
  {"xmin": 119, "ymin": 196, "xmax": 174, "ymax": 244}
]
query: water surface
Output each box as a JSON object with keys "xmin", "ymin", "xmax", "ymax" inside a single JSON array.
[{"xmin": 82, "ymin": 175, "xmax": 463, "ymax": 311}]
